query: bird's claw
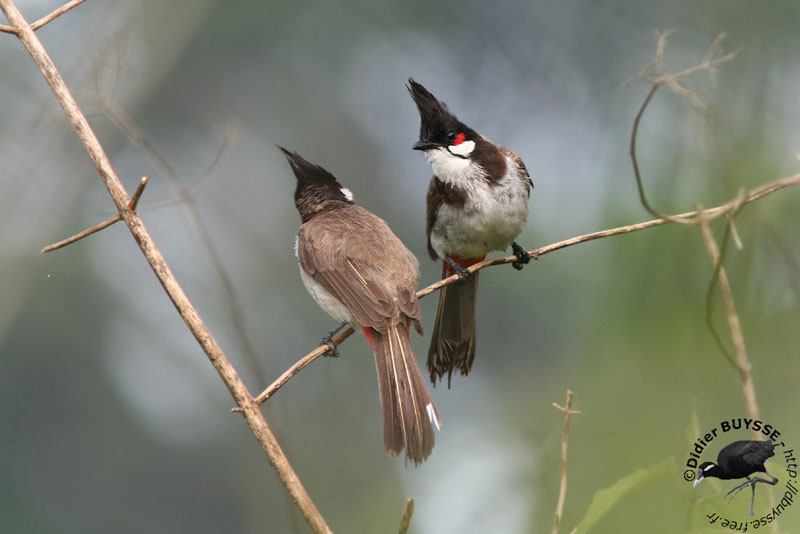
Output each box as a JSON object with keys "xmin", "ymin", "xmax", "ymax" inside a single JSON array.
[
  {"xmin": 322, "ymin": 337, "xmax": 339, "ymax": 357},
  {"xmin": 444, "ymin": 255, "xmax": 473, "ymax": 281},
  {"xmin": 511, "ymin": 241, "xmax": 534, "ymax": 270}
]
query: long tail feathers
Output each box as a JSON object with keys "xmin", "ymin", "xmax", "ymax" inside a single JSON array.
[
  {"xmin": 369, "ymin": 324, "xmax": 440, "ymax": 465},
  {"xmin": 427, "ymin": 261, "xmax": 479, "ymax": 386}
]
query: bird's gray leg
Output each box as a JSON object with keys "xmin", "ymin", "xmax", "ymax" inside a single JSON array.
[
  {"xmin": 726, "ymin": 471, "xmax": 778, "ymax": 516},
  {"xmin": 725, "ymin": 477, "xmax": 753, "ymax": 504},
  {"xmin": 321, "ymin": 320, "xmax": 348, "ymax": 357}
]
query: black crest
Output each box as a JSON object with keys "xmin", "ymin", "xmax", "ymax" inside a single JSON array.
[
  {"xmin": 278, "ymin": 146, "xmax": 352, "ymax": 222},
  {"xmin": 278, "ymin": 146, "xmax": 340, "ymax": 188},
  {"xmin": 407, "ymin": 78, "xmax": 463, "ymax": 144}
]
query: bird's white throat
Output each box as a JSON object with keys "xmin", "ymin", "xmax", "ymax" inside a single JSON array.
[{"xmin": 424, "ymin": 146, "xmax": 486, "ymax": 189}]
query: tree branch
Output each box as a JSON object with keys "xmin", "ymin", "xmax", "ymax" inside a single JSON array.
[
  {"xmin": 0, "ymin": 0, "xmax": 85, "ymax": 34},
  {"xmin": 0, "ymin": 2, "xmax": 331, "ymax": 533},
  {"xmin": 248, "ymin": 172, "xmax": 799, "ymax": 407}
]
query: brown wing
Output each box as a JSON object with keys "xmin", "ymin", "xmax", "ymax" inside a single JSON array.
[
  {"xmin": 425, "ymin": 176, "xmax": 442, "ymax": 261},
  {"xmin": 425, "ymin": 176, "xmax": 469, "ymax": 261},
  {"xmin": 298, "ymin": 205, "xmax": 422, "ymax": 333},
  {"xmin": 500, "ymin": 146, "xmax": 533, "ymax": 194}
]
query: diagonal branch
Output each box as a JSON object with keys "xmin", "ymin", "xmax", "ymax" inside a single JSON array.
[
  {"xmin": 0, "ymin": 2, "xmax": 332, "ymax": 533},
  {"xmin": 247, "ymin": 171, "xmax": 799, "ymax": 407},
  {"xmin": 0, "ymin": 0, "xmax": 86, "ymax": 34}
]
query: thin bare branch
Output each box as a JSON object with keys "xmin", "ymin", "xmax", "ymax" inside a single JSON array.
[
  {"xmin": 552, "ymin": 390, "xmax": 582, "ymax": 534},
  {"xmin": 0, "ymin": 2, "xmax": 331, "ymax": 532},
  {"xmin": 698, "ymin": 214, "xmax": 759, "ymax": 425},
  {"xmin": 31, "ymin": 0, "xmax": 86, "ymax": 30},
  {"xmin": 397, "ymin": 498, "xmax": 415, "ymax": 534},
  {"xmin": 232, "ymin": 326, "xmax": 355, "ymax": 412},
  {"xmin": 0, "ymin": 0, "xmax": 86, "ymax": 33},
  {"xmin": 246, "ymin": 171, "xmax": 799, "ymax": 407},
  {"xmin": 629, "ymin": 32, "xmax": 739, "ymax": 224},
  {"xmin": 41, "ymin": 175, "xmax": 149, "ymax": 253}
]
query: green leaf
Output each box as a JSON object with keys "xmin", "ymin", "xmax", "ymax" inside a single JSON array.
[{"xmin": 573, "ymin": 457, "xmax": 676, "ymax": 533}]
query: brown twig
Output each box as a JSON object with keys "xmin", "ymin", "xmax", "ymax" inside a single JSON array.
[
  {"xmin": 236, "ymin": 326, "xmax": 354, "ymax": 410},
  {"xmin": 397, "ymin": 498, "xmax": 415, "ymax": 534},
  {"xmin": 552, "ymin": 390, "xmax": 582, "ymax": 534},
  {"xmin": 41, "ymin": 175, "xmax": 149, "ymax": 253},
  {"xmin": 247, "ymin": 172, "xmax": 800, "ymax": 407},
  {"xmin": 0, "ymin": 0, "xmax": 85, "ymax": 33},
  {"xmin": 698, "ymin": 214, "xmax": 760, "ymax": 425},
  {"xmin": 0, "ymin": 3, "xmax": 331, "ymax": 533},
  {"xmin": 629, "ymin": 31, "xmax": 738, "ymax": 224}
]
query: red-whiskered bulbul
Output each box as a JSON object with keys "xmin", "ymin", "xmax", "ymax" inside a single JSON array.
[
  {"xmin": 407, "ymin": 79, "xmax": 533, "ymax": 386},
  {"xmin": 279, "ymin": 147, "xmax": 441, "ymax": 464}
]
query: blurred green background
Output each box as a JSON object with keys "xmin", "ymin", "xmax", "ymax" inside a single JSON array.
[{"xmin": 2, "ymin": 1, "xmax": 799, "ymax": 533}]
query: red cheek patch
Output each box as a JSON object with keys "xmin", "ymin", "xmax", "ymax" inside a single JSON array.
[{"xmin": 453, "ymin": 133, "xmax": 466, "ymax": 146}]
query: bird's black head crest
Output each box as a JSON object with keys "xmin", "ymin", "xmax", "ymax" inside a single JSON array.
[
  {"xmin": 407, "ymin": 78, "xmax": 464, "ymax": 145},
  {"xmin": 278, "ymin": 146, "xmax": 340, "ymax": 187},
  {"xmin": 278, "ymin": 146, "xmax": 353, "ymax": 221}
]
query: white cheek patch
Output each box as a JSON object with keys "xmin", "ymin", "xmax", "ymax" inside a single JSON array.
[
  {"xmin": 448, "ymin": 139, "xmax": 475, "ymax": 157},
  {"xmin": 339, "ymin": 186, "xmax": 354, "ymax": 202},
  {"xmin": 294, "ymin": 235, "xmax": 299, "ymax": 258}
]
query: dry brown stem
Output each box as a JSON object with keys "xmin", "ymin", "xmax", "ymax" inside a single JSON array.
[
  {"xmin": 0, "ymin": 2, "xmax": 331, "ymax": 532},
  {"xmin": 397, "ymin": 498, "xmax": 415, "ymax": 534},
  {"xmin": 698, "ymin": 214, "xmax": 760, "ymax": 425},
  {"xmin": 552, "ymin": 390, "xmax": 582, "ymax": 534}
]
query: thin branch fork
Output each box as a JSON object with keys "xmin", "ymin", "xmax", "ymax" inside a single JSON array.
[
  {"xmin": 246, "ymin": 171, "xmax": 800, "ymax": 409},
  {"xmin": 0, "ymin": 2, "xmax": 332, "ymax": 533},
  {"xmin": 629, "ymin": 31, "xmax": 739, "ymax": 225},
  {"xmin": 0, "ymin": 0, "xmax": 85, "ymax": 34},
  {"xmin": 42, "ymin": 175, "xmax": 149, "ymax": 253},
  {"xmin": 552, "ymin": 390, "xmax": 581, "ymax": 534}
]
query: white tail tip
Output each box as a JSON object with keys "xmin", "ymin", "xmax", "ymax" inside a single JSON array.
[{"xmin": 427, "ymin": 403, "xmax": 441, "ymax": 431}]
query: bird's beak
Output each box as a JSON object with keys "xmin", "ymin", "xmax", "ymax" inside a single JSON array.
[
  {"xmin": 693, "ymin": 476, "xmax": 703, "ymax": 488},
  {"xmin": 412, "ymin": 140, "xmax": 441, "ymax": 151}
]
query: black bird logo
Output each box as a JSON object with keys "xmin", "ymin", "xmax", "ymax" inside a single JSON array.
[{"xmin": 694, "ymin": 439, "xmax": 778, "ymax": 516}]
